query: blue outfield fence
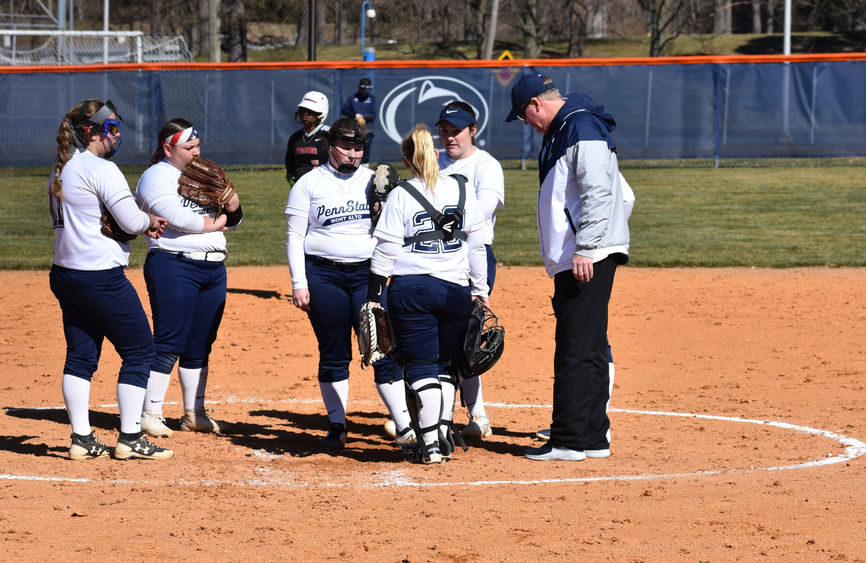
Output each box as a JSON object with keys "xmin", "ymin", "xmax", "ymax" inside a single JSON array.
[{"xmin": 2, "ymin": 58, "xmax": 866, "ymax": 168}]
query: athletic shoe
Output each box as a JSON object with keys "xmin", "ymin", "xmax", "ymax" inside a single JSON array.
[
  {"xmin": 179, "ymin": 409, "xmax": 222, "ymax": 433},
  {"xmin": 320, "ymin": 422, "xmax": 347, "ymax": 450},
  {"xmin": 423, "ymin": 449, "xmax": 443, "ymax": 465},
  {"xmin": 535, "ymin": 429, "xmax": 610, "ymax": 457},
  {"xmin": 525, "ymin": 443, "xmax": 586, "ymax": 461},
  {"xmin": 383, "ymin": 419, "xmax": 397, "ymax": 439},
  {"xmin": 113, "ymin": 433, "xmax": 174, "ymax": 460},
  {"xmin": 141, "ymin": 410, "xmax": 173, "ymax": 438},
  {"xmin": 68, "ymin": 432, "xmax": 110, "ymax": 460},
  {"xmin": 463, "ymin": 414, "xmax": 492, "ymax": 439},
  {"xmin": 394, "ymin": 426, "xmax": 417, "ymax": 446}
]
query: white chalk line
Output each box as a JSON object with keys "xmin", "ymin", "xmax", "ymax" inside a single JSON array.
[{"xmin": 2, "ymin": 401, "xmax": 864, "ymax": 489}]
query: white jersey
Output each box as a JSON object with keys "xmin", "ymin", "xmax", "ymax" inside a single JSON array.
[
  {"xmin": 438, "ymin": 149, "xmax": 504, "ymax": 245},
  {"xmin": 50, "ymin": 150, "xmax": 151, "ymax": 270},
  {"xmin": 136, "ymin": 160, "xmax": 230, "ymax": 253},
  {"xmin": 372, "ymin": 175, "xmax": 486, "ymax": 291},
  {"xmin": 285, "ymin": 163, "xmax": 377, "ymax": 288}
]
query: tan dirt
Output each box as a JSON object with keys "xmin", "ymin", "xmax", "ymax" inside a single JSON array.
[{"xmin": 1, "ymin": 266, "xmax": 864, "ymax": 560}]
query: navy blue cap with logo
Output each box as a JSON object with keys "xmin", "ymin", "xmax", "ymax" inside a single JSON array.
[
  {"xmin": 505, "ymin": 74, "xmax": 557, "ymax": 122},
  {"xmin": 436, "ymin": 106, "xmax": 477, "ymax": 130}
]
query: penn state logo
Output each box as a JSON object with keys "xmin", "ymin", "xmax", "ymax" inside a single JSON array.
[{"xmin": 380, "ymin": 76, "xmax": 490, "ymax": 146}]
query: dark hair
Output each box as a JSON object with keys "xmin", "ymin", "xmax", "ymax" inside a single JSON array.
[
  {"xmin": 150, "ymin": 118, "xmax": 195, "ymax": 164},
  {"xmin": 329, "ymin": 116, "xmax": 368, "ymax": 146}
]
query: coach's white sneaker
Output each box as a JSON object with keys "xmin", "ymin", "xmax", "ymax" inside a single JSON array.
[
  {"xmin": 525, "ymin": 443, "xmax": 586, "ymax": 461},
  {"xmin": 180, "ymin": 409, "xmax": 223, "ymax": 433},
  {"xmin": 463, "ymin": 414, "xmax": 492, "ymax": 439},
  {"xmin": 585, "ymin": 448, "xmax": 611, "ymax": 458},
  {"xmin": 141, "ymin": 410, "xmax": 173, "ymax": 438}
]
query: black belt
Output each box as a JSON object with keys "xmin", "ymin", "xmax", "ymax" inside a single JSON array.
[{"xmin": 305, "ymin": 254, "xmax": 370, "ymax": 272}]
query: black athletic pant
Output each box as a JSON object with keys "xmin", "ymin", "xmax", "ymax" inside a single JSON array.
[{"xmin": 549, "ymin": 256, "xmax": 618, "ymax": 451}]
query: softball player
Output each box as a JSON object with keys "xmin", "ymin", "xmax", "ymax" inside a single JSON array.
[
  {"xmin": 135, "ymin": 118, "xmax": 243, "ymax": 437},
  {"xmin": 367, "ymin": 124, "xmax": 489, "ymax": 464},
  {"xmin": 285, "ymin": 91, "xmax": 330, "ymax": 185},
  {"xmin": 49, "ymin": 98, "xmax": 172, "ymax": 460},
  {"xmin": 285, "ymin": 117, "xmax": 413, "ymax": 450},
  {"xmin": 436, "ymin": 101, "xmax": 504, "ymax": 440}
]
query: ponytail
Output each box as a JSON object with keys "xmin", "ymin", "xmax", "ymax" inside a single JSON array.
[
  {"xmin": 51, "ymin": 99, "xmax": 103, "ymax": 200},
  {"xmin": 401, "ymin": 124, "xmax": 439, "ymax": 192}
]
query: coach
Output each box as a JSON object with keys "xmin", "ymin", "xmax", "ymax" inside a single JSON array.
[{"xmin": 506, "ymin": 74, "xmax": 630, "ymax": 462}]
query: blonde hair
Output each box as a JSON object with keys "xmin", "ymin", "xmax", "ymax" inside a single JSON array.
[
  {"xmin": 51, "ymin": 99, "xmax": 104, "ymax": 200},
  {"xmin": 401, "ymin": 124, "xmax": 439, "ymax": 192}
]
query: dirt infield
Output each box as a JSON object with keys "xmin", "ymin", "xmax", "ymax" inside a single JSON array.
[{"xmin": 1, "ymin": 266, "xmax": 864, "ymax": 560}]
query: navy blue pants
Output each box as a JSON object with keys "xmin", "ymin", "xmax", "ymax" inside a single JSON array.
[
  {"xmin": 387, "ymin": 275, "xmax": 472, "ymax": 384},
  {"xmin": 305, "ymin": 255, "xmax": 401, "ymax": 383},
  {"xmin": 143, "ymin": 251, "xmax": 226, "ymax": 373},
  {"xmin": 49, "ymin": 264, "xmax": 154, "ymax": 388},
  {"xmin": 549, "ymin": 256, "xmax": 620, "ymax": 451}
]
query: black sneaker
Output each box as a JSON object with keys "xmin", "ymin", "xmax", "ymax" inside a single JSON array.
[
  {"xmin": 113, "ymin": 433, "xmax": 174, "ymax": 460},
  {"xmin": 320, "ymin": 422, "xmax": 347, "ymax": 450},
  {"xmin": 68, "ymin": 432, "xmax": 110, "ymax": 460}
]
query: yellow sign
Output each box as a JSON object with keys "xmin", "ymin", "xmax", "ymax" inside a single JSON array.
[{"xmin": 493, "ymin": 50, "xmax": 519, "ymax": 87}]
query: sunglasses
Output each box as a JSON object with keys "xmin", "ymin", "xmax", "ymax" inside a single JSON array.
[{"xmin": 517, "ymin": 99, "xmax": 532, "ymax": 121}]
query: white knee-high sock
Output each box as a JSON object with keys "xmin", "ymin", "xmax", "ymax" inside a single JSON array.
[
  {"xmin": 439, "ymin": 376, "xmax": 456, "ymax": 437},
  {"xmin": 178, "ymin": 366, "xmax": 208, "ymax": 411},
  {"xmin": 319, "ymin": 379, "xmax": 349, "ymax": 425},
  {"xmin": 606, "ymin": 362, "xmax": 615, "ymax": 444},
  {"xmin": 143, "ymin": 370, "xmax": 172, "ymax": 414},
  {"xmin": 459, "ymin": 376, "xmax": 486, "ymax": 418},
  {"xmin": 62, "ymin": 374, "xmax": 92, "ymax": 436},
  {"xmin": 117, "ymin": 383, "xmax": 146, "ymax": 434},
  {"xmin": 376, "ymin": 380, "xmax": 412, "ymax": 432},
  {"xmin": 410, "ymin": 379, "xmax": 442, "ymax": 449}
]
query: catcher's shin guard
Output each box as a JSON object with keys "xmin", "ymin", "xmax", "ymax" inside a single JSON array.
[
  {"xmin": 438, "ymin": 373, "xmax": 466, "ymax": 458},
  {"xmin": 403, "ymin": 379, "xmax": 443, "ymax": 463}
]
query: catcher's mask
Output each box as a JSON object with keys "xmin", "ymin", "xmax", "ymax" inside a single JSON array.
[
  {"xmin": 452, "ymin": 301, "xmax": 505, "ymax": 378},
  {"xmin": 329, "ymin": 117, "xmax": 368, "ymax": 173},
  {"xmin": 68, "ymin": 99, "xmax": 123, "ymax": 158}
]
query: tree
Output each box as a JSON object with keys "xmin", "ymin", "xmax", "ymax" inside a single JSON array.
[
  {"xmin": 640, "ymin": 0, "xmax": 689, "ymax": 56},
  {"xmin": 225, "ymin": 0, "xmax": 247, "ymax": 61}
]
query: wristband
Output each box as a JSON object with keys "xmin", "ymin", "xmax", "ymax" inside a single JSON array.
[
  {"xmin": 223, "ymin": 203, "xmax": 243, "ymax": 227},
  {"xmin": 366, "ymin": 273, "xmax": 387, "ymax": 302}
]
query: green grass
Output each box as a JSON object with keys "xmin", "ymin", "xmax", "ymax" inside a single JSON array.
[{"xmin": 2, "ymin": 163, "xmax": 865, "ymax": 270}]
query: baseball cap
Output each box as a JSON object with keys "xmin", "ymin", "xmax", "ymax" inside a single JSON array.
[
  {"xmin": 436, "ymin": 106, "xmax": 477, "ymax": 129},
  {"xmin": 505, "ymin": 73, "xmax": 557, "ymax": 122}
]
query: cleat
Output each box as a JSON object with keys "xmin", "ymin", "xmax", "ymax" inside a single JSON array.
[
  {"xmin": 68, "ymin": 432, "xmax": 110, "ymax": 460},
  {"xmin": 141, "ymin": 410, "xmax": 173, "ymax": 438},
  {"xmin": 113, "ymin": 433, "xmax": 173, "ymax": 460},
  {"xmin": 535, "ymin": 428, "xmax": 550, "ymax": 440},
  {"xmin": 394, "ymin": 425, "xmax": 417, "ymax": 446},
  {"xmin": 179, "ymin": 409, "xmax": 222, "ymax": 433},
  {"xmin": 525, "ymin": 443, "xmax": 586, "ymax": 461},
  {"xmin": 463, "ymin": 414, "xmax": 492, "ymax": 439},
  {"xmin": 383, "ymin": 419, "xmax": 397, "ymax": 440},
  {"xmin": 320, "ymin": 422, "xmax": 347, "ymax": 450}
]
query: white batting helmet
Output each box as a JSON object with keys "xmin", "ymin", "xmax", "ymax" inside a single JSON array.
[{"xmin": 298, "ymin": 91, "xmax": 329, "ymax": 124}]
